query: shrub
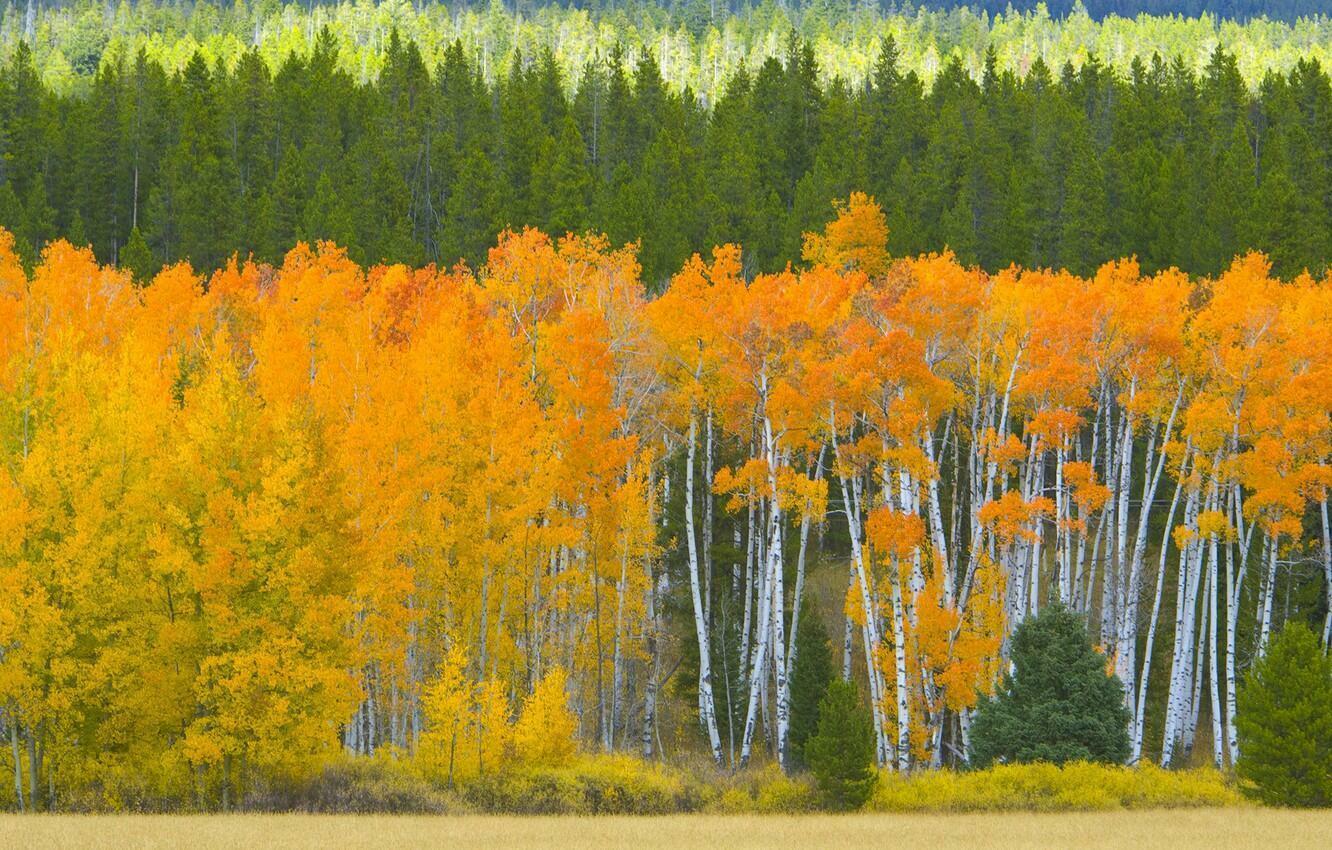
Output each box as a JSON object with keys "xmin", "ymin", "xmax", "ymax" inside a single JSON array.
[
  {"xmin": 701, "ymin": 764, "xmax": 818, "ymax": 814},
  {"xmin": 788, "ymin": 593, "xmax": 835, "ymax": 770},
  {"xmin": 803, "ymin": 680, "xmax": 877, "ymax": 810},
  {"xmin": 869, "ymin": 762, "xmax": 1242, "ymax": 812},
  {"xmin": 1236, "ymin": 621, "xmax": 1332, "ymax": 807},
  {"xmin": 969, "ymin": 603, "xmax": 1130, "ymax": 767},
  {"xmin": 710, "ymin": 787, "xmax": 755, "ymax": 813},
  {"xmin": 241, "ymin": 755, "xmax": 461, "ymax": 814},
  {"xmin": 753, "ymin": 765, "xmax": 819, "ymax": 813},
  {"xmin": 460, "ymin": 754, "xmax": 706, "ymax": 814},
  {"xmin": 419, "ymin": 644, "xmax": 471, "ymax": 785},
  {"xmin": 510, "ymin": 666, "xmax": 578, "ymax": 768}
]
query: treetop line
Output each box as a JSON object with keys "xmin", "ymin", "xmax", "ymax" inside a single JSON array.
[{"xmin": 9, "ymin": 0, "xmax": 1332, "ymax": 98}]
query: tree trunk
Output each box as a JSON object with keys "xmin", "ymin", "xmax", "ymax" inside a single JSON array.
[
  {"xmin": 684, "ymin": 415, "xmax": 723, "ymax": 764},
  {"xmin": 10, "ymin": 717, "xmax": 23, "ymax": 812}
]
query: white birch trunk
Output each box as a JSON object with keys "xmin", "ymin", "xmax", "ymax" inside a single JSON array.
[
  {"xmin": 1207, "ymin": 529, "xmax": 1224, "ymax": 769},
  {"xmin": 1321, "ymin": 498, "xmax": 1331, "ymax": 649},
  {"xmin": 683, "ymin": 416, "xmax": 724, "ymax": 763},
  {"xmin": 1133, "ymin": 470, "xmax": 1183, "ymax": 763},
  {"xmin": 1257, "ymin": 532, "xmax": 1279, "ymax": 657},
  {"xmin": 889, "ymin": 553, "xmax": 911, "ymax": 772},
  {"xmin": 831, "ymin": 408, "xmax": 889, "ymax": 764}
]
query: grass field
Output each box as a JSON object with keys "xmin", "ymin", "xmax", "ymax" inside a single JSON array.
[{"xmin": 1, "ymin": 810, "xmax": 1330, "ymax": 850}]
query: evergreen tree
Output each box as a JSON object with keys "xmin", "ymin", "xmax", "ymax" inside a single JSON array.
[
  {"xmin": 0, "ymin": 182, "xmax": 24, "ymax": 240},
  {"xmin": 4, "ymin": 42, "xmax": 48, "ymax": 202},
  {"xmin": 77, "ymin": 63, "xmax": 127, "ymax": 262},
  {"xmin": 788, "ymin": 594, "xmax": 834, "ymax": 770},
  {"xmin": 803, "ymin": 680, "xmax": 877, "ymax": 810},
  {"xmin": 168, "ymin": 52, "xmax": 239, "ymax": 270},
  {"xmin": 969, "ymin": 603, "xmax": 1131, "ymax": 767},
  {"xmin": 1236, "ymin": 622, "xmax": 1332, "ymax": 807},
  {"xmin": 23, "ymin": 178, "xmax": 55, "ymax": 251},
  {"xmin": 66, "ymin": 211, "xmax": 87, "ymax": 249},
  {"xmin": 702, "ymin": 68, "xmax": 762, "ymax": 253},
  {"xmin": 122, "ymin": 49, "xmax": 173, "ymax": 240},
  {"xmin": 535, "ymin": 114, "xmax": 593, "ymax": 237},
  {"xmin": 229, "ymin": 49, "xmax": 277, "ymax": 260},
  {"xmin": 302, "ymin": 171, "xmax": 358, "ymax": 259},
  {"xmin": 1058, "ymin": 122, "xmax": 1109, "ymax": 276},
  {"xmin": 270, "ymin": 145, "xmax": 307, "ymax": 254},
  {"xmin": 438, "ymin": 143, "xmax": 501, "ymax": 268},
  {"xmin": 121, "ymin": 225, "xmax": 157, "ymax": 285},
  {"xmin": 497, "ymin": 52, "xmax": 547, "ymax": 228},
  {"xmin": 0, "ymin": 181, "xmax": 37, "ymax": 270}
]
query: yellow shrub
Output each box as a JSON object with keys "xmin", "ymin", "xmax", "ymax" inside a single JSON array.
[
  {"xmin": 510, "ymin": 667, "xmax": 577, "ymax": 768},
  {"xmin": 460, "ymin": 754, "xmax": 706, "ymax": 814},
  {"xmin": 753, "ymin": 767, "xmax": 818, "ymax": 814},
  {"xmin": 700, "ymin": 764, "xmax": 817, "ymax": 814},
  {"xmin": 711, "ymin": 787, "xmax": 755, "ymax": 814},
  {"xmin": 869, "ymin": 762, "xmax": 1244, "ymax": 813}
]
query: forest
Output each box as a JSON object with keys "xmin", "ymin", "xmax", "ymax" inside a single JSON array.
[
  {"xmin": 0, "ymin": 188, "xmax": 1330, "ymax": 809},
  {"xmin": 10, "ymin": 0, "xmax": 1332, "ymax": 99},
  {"xmin": 9, "ymin": 3, "xmax": 1332, "ymax": 294},
  {"xmin": 2, "ymin": 0, "xmax": 1332, "ymax": 821}
]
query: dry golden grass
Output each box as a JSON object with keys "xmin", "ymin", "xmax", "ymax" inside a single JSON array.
[{"xmin": 1, "ymin": 810, "xmax": 1330, "ymax": 850}]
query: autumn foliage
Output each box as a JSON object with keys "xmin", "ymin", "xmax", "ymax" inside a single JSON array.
[{"xmin": 1, "ymin": 190, "xmax": 1330, "ymax": 809}]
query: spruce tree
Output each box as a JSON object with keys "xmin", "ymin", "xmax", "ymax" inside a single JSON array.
[
  {"xmin": 66, "ymin": 211, "xmax": 86, "ymax": 249},
  {"xmin": 169, "ymin": 51, "xmax": 239, "ymax": 270},
  {"xmin": 0, "ymin": 183, "xmax": 24, "ymax": 240},
  {"xmin": 969, "ymin": 603, "xmax": 1130, "ymax": 767},
  {"xmin": 121, "ymin": 225, "xmax": 157, "ymax": 286},
  {"xmin": 804, "ymin": 680, "xmax": 877, "ymax": 810},
  {"xmin": 302, "ymin": 171, "xmax": 358, "ymax": 259},
  {"xmin": 537, "ymin": 114, "xmax": 593, "ymax": 237},
  {"xmin": 438, "ymin": 143, "xmax": 502, "ymax": 269},
  {"xmin": 22, "ymin": 179, "xmax": 54, "ymax": 251},
  {"xmin": 80, "ymin": 63, "xmax": 127, "ymax": 262},
  {"xmin": 1236, "ymin": 622, "xmax": 1332, "ymax": 807},
  {"xmin": 788, "ymin": 594, "xmax": 834, "ymax": 769},
  {"xmin": 1059, "ymin": 122, "xmax": 1109, "ymax": 276}
]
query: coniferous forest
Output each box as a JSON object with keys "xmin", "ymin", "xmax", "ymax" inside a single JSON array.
[
  {"xmin": 3, "ymin": 0, "xmax": 1332, "ymax": 829},
  {"xmin": 9, "ymin": 4, "xmax": 1332, "ymax": 289}
]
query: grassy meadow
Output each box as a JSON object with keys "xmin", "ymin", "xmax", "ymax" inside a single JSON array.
[{"xmin": 2, "ymin": 810, "xmax": 1330, "ymax": 850}]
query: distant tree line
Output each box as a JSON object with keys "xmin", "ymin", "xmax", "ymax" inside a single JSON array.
[
  {"xmin": 1, "ymin": 29, "xmax": 1331, "ymax": 287},
  {"xmin": 18, "ymin": 1, "xmax": 1328, "ymax": 24},
  {"xmin": 886, "ymin": 2, "xmax": 1329, "ymax": 22}
]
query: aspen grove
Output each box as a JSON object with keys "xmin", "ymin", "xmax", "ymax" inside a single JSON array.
[{"xmin": 0, "ymin": 191, "xmax": 1330, "ymax": 808}]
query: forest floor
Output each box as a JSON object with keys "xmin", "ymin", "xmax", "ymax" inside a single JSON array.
[{"xmin": 1, "ymin": 809, "xmax": 1330, "ymax": 849}]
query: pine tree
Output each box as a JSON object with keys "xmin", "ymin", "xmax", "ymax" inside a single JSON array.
[
  {"xmin": 22, "ymin": 179, "xmax": 54, "ymax": 251},
  {"xmin": 4, "ymin": 42, "xmax": 47, "ymax": 202},
  {"xmin": 66, "ymin": 211, "xmax": 86, "ymax": 249},
  {"xmin": 1236, "ymin": 622, "xmax": 1332, "ymax": 807},
  {"xmin": 788, "ymin": 594, "xmax": 834, "ymax": 770},
  {"xmin": 121, "ymin": 225, "xmax": 157, "ymax": 285},
  {"xmin": 803, "ymin": 680, "xmax": 876, "ymax": 810},
  {"xmin": 302, "ymin": 171, "xmax": 358, "ymax": 259},
  {"xmin": 78, "ymin": 63, "xmax": 127, "ymax": 262},
  {"xmin": 537, "ymin": 114, "xmax": 593, "ymax": 237},
  {"xmin": 438, "ymin": 143, "xmax": 501, "ymax": 268},
  {"xmin": 167, "ymin": 52, "xmax": 239, "ymax": 270},
  {"xmin": 0, "ymin": 182, "xmax": 24, "ymax": 238},
  {"xmin": 1059, "ymin": 123, "xmax": 1109, "ymax": 276},
  {"xmin": 969, "ymin": 603, "xmax": 1131, "ymax": 767}
]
